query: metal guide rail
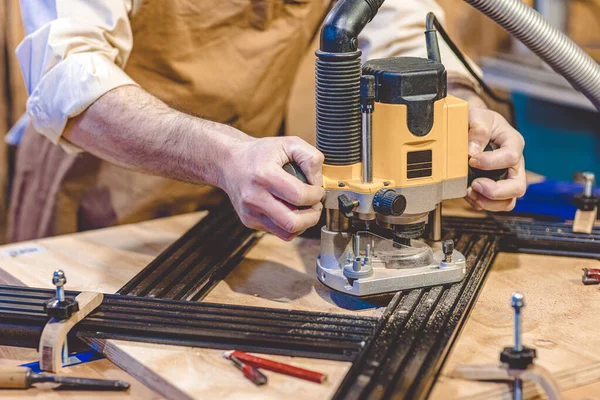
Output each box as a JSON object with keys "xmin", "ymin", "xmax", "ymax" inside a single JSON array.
[
  {"xmin": 0, "ymin": 286, "xmax": 377, "ymax": 361},
  {"xmin": 117, "ymin": 201, "xmax": 258, "ymax": 300},
  {"xmin": 334, "ymin": 233, "xmax": 499, "ymax": 400},
  {"xmin": 0, "ymin": 201, "xmax": 597, "ymax": 399},
  {"xmin": 444, "ymin": 216, "xmax": 600, "ymax": 259}
]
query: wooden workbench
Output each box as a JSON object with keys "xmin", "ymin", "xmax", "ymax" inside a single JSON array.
[{"xmin": 0, "ymin": 201, "xmax": 599, "ymax": 399}]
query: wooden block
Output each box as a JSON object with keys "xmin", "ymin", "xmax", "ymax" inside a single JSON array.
[
  {"xmin": 39, "ymin": 291, "xmax": 104, "ymax": 373},
  {"xmin": 573, "ymin": 207, "xmax": 598, "ymax": 234}
]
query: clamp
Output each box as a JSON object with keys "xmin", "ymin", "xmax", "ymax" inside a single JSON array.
[
  {"xmin": 573, "ymin": 172, "xmax": 599, "ymax": 234},
  {"xmin": 452, "ymin": 292, "xmax": 561, "ymax": 400},
  {"xmin": 39, "ymin": 269, "xmax": 103, "ymax": 372}
]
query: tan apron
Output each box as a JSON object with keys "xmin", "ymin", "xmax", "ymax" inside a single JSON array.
[{"xmin": 7, "ymin": 0, "xmax": 329, "ymax": 242}]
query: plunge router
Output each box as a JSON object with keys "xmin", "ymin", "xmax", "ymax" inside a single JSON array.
[
  {"xmin": 301, "ymin": 0, "xmax": 600, "ymax": 296},
  {"xmin": 313, "ymin": 2, "xmax": 471, "ymax": 296}
]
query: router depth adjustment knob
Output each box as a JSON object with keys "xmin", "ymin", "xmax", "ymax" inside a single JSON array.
[{"xmin": 373, "ymin": 189, "xmax": 406, "ymax": 216}]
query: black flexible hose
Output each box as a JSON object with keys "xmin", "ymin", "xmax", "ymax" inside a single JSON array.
[
  {"xmin": 316, "ymin": 0, "xmax": 385, "ymax": 165},
  {"xmin": 464, "ymin": 0, "xmax": 600, "ymax": 111},
  {"xmin": 426, "ymin": 13, "xmax": 512, "ymax": 106},
  {"xmin": 425, "ymin": 13, "xmax": 518, "ymax": 127}
]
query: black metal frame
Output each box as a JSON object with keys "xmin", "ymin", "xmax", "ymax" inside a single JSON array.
[
  {"xmin": 444, "ymin": 216, "xmax": 600, "ymax": 259},
  {"xmin": 117, "ymin": 202, "xmax": 258, "ymax": 300},
  {"xmin": 0, "ymin": 202, "xmax": 597, "ymax": 399},
  {"xmin": 0, "ymin": 286, "xmax": 377, "ymax": 361}
]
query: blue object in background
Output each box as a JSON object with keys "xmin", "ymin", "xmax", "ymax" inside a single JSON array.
[
  {"xmin": 20, "ymin": 350, "xmax": 104, "ymax": 373},
  {"xmin": 513, "ymin": 179, "xmax": 600, "ymax": 220},
  {"xmin": 512, "ymin": 92, "xmax": 600, "ymax": 181}
]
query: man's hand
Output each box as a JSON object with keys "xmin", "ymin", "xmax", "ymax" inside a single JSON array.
[
  {"xmin": 465, "ymin": 108, "xmax": 526, "ymax": 212},
  {"xmin": 221, "ymin": 136, "xmax": 325, "ymax": 241}
]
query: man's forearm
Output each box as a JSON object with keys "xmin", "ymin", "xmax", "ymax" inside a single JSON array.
[{"xmin": 63, "ymin": 85, "xmax": 252, "ymax": 188}]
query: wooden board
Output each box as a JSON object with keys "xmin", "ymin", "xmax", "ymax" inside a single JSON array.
[
  {"xmin": 85, "ymin": 340, "xmax": 350, "ymax": 400},
  {"xmin": 1, "ymin": 201, "xmax": 599, "ymax": 399},
  {"xmin": 205, "ymin": 233, "xmax": 384, "ymax": 316},
  {"xmin": 0, "ymin": 212, "xmax": 203, "ymax": 289}
]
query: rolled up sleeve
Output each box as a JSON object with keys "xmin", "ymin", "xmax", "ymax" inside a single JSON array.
[
  {"xmin": 359, "ymin": 0, "xmax": 480, "ymax": 90},
  {"xmin": 16, "ymin": 0, "xmax": 138, "ymax": 151}
]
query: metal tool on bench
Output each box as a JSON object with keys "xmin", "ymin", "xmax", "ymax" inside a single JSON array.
[
  {"xmin": 452, "ymin": 292, "xmax": 561, "ymax": 400},
  {"xmin": 0, "ymin": 366, "xmax": 129, "ymax": 391},
  {"xmin": 228, "ymin": 355, "xmax": 268, "ymax": 386}
]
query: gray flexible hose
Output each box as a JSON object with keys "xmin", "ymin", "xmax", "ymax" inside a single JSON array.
[{"xmin": 464, "ymin": 0, "xmax": 600, "ymax": 111}]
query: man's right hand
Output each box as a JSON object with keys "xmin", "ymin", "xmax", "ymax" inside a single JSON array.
[
  {"xmin": 220, "ymin": 136, "xmax": 325, "ymax": 241},
  {"xmin": 62, "ymin": 86, "xmax": 323, "ymax": 241}
]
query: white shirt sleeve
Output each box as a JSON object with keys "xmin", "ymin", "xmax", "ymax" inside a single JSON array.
[
  {"xmin": 16, "ymin": 0, "xmax": 139, "ymax": 150},
  {"xmin": 359, "ymin": 0, "xmax": 481, "ymax": 89}
]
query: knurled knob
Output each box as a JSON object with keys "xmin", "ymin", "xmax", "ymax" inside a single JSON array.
[
  {"xmin": 44, "ymin": 298, "xmax": 79, "ymax": 320},
  {"xmin": 373, "ymin": 189, "xmax": 406, "ymax": 216}
]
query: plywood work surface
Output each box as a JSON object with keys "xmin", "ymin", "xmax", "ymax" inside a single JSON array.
[
  {"xmin": 0, "ymin": 212, "xmax": 371, "ymax": 400},
  {"xmin": 0, "ymin": 200, "xmax": 599, "ymax": 399},
  {"xmin": 430, "ymin": 252, "xmax": 600, "ymax": 400}
]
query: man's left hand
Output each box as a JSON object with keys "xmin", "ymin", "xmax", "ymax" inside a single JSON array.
[{"xmin": 465, "ymin": 108, "xmax": 527, "ymax": 212}]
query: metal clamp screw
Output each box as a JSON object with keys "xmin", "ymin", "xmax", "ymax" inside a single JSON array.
[
  {"xmin": 53, "ymin": 270, "xmax": 66, "ymax": 302},
  {"xmin": 582, "ymin": 172, "xmax": 595, "ymax": 198},
  {"xmin": 512, "ymin": 292, "xmax": 525, "ymax": 400},
  {"xmin": 52, "ymin": 270, "xmax": 70, "ymax": 365},
  {"xmin": 442, "ymin": 240, "xmax": 454, "ymax": 263},
  {"xmin": 511, "ymin": 292, "xmax": 524, "ymax": 352}
]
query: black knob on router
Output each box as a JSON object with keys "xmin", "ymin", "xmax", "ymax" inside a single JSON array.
[
  {"xmin": 373, "ymin": 189, "xmax": 406, "ymax": 216},
  {"xmin": 468, "ymin": 142, "xmax": 509, "ymax": 186},
  {"xmin": 442, "ymin": 239, "xmax": 454, "ymax": 257},
  {"xmin": 338, "ymin": 194, "xmax": 356, "ymax": 219},
  {"xmin": 282, "ymin": 162, "xmax": 308, "ymax": 184}
]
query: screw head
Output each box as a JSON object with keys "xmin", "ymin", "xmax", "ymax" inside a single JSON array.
[
  {"xmin": 442, "ymin": 240, "xmax": 454, "ymax": 256},
  {"xmin": 582, "ymin": 172, "xmax": 595, "ymax": 183},
  {"xmin": 52, "ymin": 270, "xmax": 66, "ymax": 287},
  {"xmin": 511, "ymin": 292, "xmax": 524, "ymax": 309}
]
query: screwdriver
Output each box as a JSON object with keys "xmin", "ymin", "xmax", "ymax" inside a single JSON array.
[
  {"xmin": 228, "ymin": 355, "xmax": 268, "ymax": 386},
  {"xmin": 0, "ymin": 366, "xmax": 130, "ymax": 391}
]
